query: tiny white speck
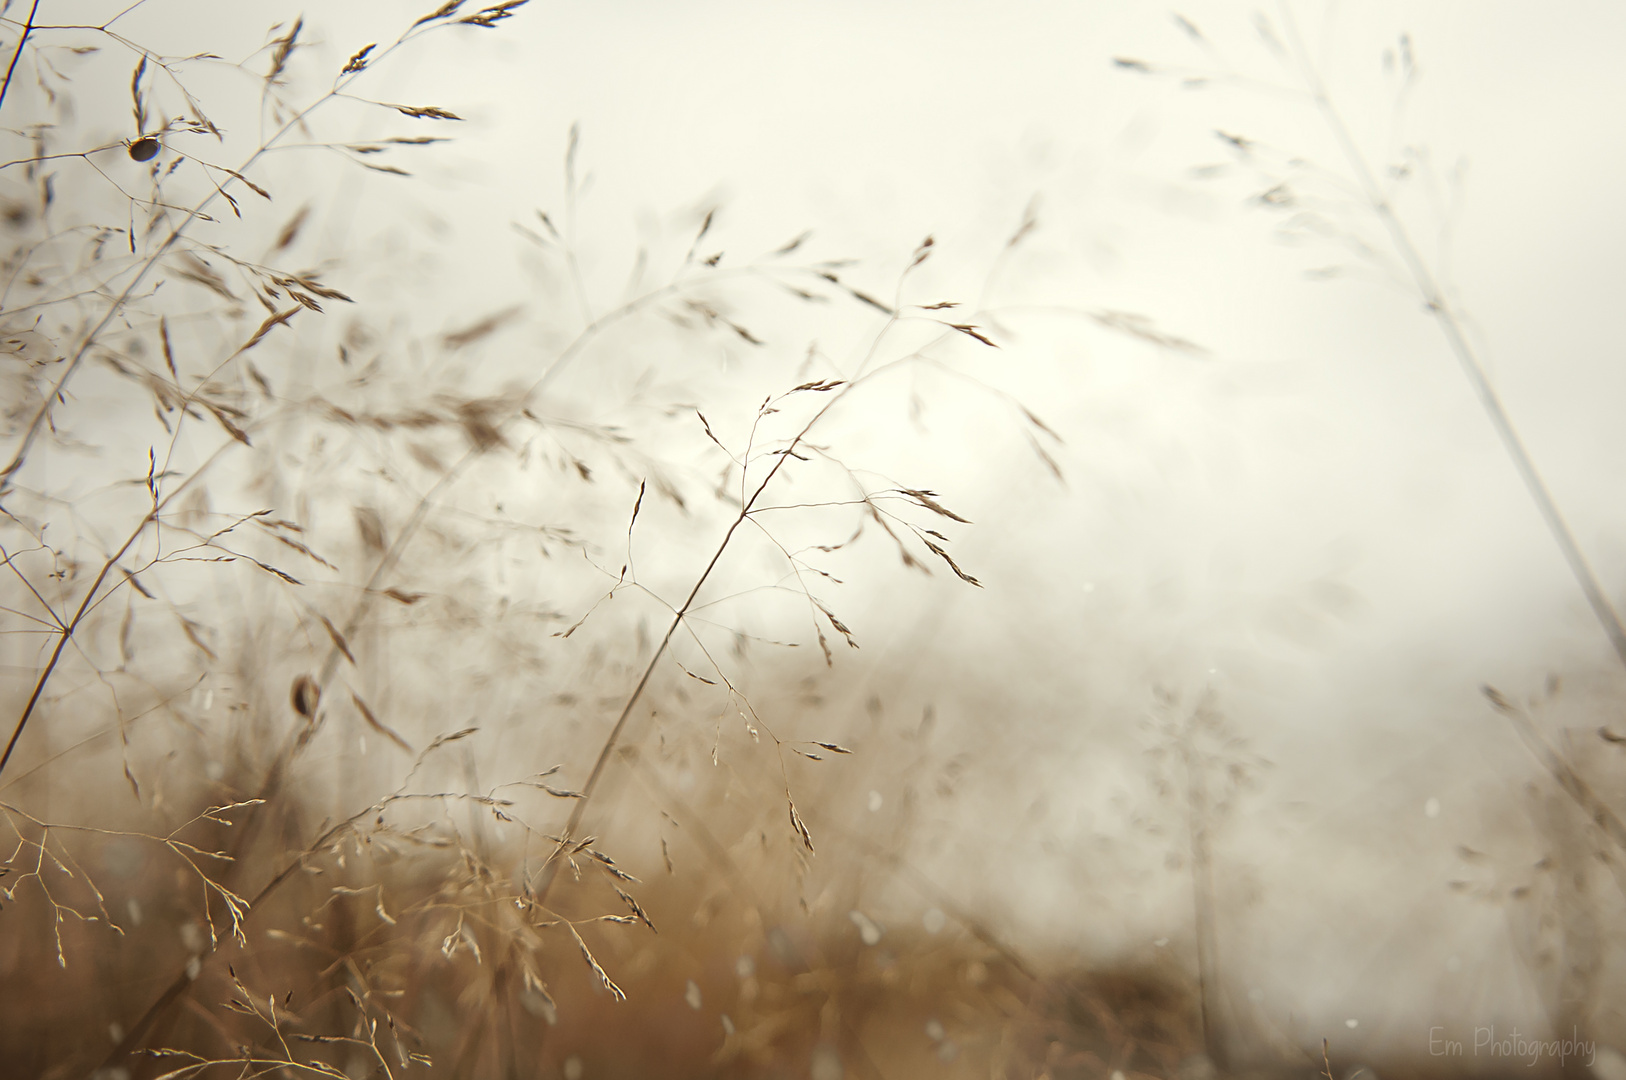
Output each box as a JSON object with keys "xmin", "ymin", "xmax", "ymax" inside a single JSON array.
[
  {"xmin": 1425, "ymin": 797, "xmax": 1441, "ymax": 818},
  {"xmin": 685, "ymin": 980, "xmax": 702, "ymax": 1010},
  {"xmin": 1153, "ymin": 937, "xmax": 1169, "ymax": 947},
  {"xmin": 868, "ymin": 790, "xmax": 883, "ymax": 812},
  {"xmin": 1345, "ymin": 1018, "xmax": 1358, "ymax": 1029},
  {"xmin": 179, "ymin": 921, "xmax": 203, "ymax": 952},
  {"xmin": 923, "ymin": 908, "xmax": 946, "ymax": 935},
  {"xmin": 925, "ymin": 1019, "xmax": 945, "ymax": 1041},
  {"xmin": 563, "ymin": 1055, "xmax": 583, "ymax": 1080}
]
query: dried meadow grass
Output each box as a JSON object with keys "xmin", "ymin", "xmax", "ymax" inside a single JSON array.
[{"xmin": 0, "ymin": 5, "xmax": 1129, "ymax": 1079}]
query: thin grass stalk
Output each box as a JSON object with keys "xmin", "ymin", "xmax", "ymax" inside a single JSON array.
[
  {"xmin": 0, "ymin": 447, "xmax": 229, "ymax": 780},
  {"xmin": 1281, "ymin": 3, "xmax": 1626, "ymax": 673},
  {"xmin": 1278, "ymin": 9, "xmax": 1626, "ymax": 937},
  {"xmin": 0, "ymin": 0, "xmax": 42, "ymax": 116},
  {"xmin": 532, "ymin": 374, "xmax": 869, "ymax": 905},
  {"xmin": 1180, "ymin": 715, "xmax": 1225, "ymax": 1070}
]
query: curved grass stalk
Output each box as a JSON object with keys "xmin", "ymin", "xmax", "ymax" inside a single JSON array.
[{"xmin": 1279, "ymin": 4, "xmax": 1626, "ymax": 671}]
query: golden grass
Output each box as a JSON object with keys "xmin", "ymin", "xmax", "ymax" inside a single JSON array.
[{"xmin": 6, "ymin": 5, "xmax": 1620, "ymax": 1078}]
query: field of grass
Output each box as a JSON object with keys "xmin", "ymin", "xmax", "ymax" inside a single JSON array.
[{"xmin": 3, "ymin": 3, "xmax": 1624, "ymax": 1079}]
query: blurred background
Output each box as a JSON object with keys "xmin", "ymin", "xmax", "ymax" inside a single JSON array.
[{"xmin": 3, "ymin": 1, "xmax": 1625, "ymax": 1077}]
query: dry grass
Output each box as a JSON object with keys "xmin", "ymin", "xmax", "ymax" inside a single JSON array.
[
  {"xmin": 8, "ymin": 4, "xmax": 1618, "ymax": 1079},
  {"xmin": 1115, "ymin": 6, "xmax": 1626, "ymax": 1069},
  {"xmin": 0, "ymin": 5, "xmax": 1171, "ymax": 1079}
]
